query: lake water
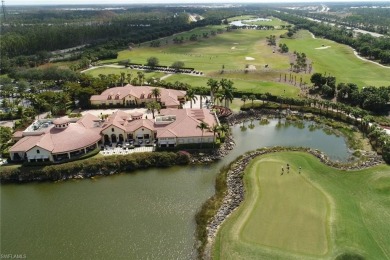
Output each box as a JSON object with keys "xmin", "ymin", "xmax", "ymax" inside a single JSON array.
[
  {"xmin": 0, "ymin": 119, "xmax": 351, "ymax": 259},
  {"xmin": 230, "ymin": 18, "xmax": 272, "ymax": 27}
]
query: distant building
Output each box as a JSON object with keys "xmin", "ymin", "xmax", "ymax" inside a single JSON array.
[{"xmin": 90, "ymin": 85, "xmax": 186, "ymax": 108}]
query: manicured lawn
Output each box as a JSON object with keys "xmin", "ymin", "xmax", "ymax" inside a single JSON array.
[
  {"xmin": 164, "ymin": 74, "xmax": 299, "ymax": 97},
  {"xmin": 84, "ymin": 67, "xmax": 164, "ymax": 80},
  {"xmin": 85, "ymin": 23, "xmax": 389, "ymax": 99},
  {"xmin": 213, "ymin": 152, "xmax": 390, "ymax": 259},
  {"xmin": 111, "ymin": 28, "xmax": 290, "ymax": 74},
  {"xmin": 89, "ymin": 27, "xmax": 302, "ymax": 98},
  {"xmin": 280, "ymin": 30, "xmax": 390, "ymax": 88}
]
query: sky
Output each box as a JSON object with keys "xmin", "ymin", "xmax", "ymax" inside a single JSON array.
[{"xmin": 7, "ymin": 0, "xmax": 390, "ymax": 6}]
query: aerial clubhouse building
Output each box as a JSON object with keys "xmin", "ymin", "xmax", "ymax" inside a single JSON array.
[
  {"xmin": 90, "ymin": 85, "xmax": 186, "ymax": 108},
  {"xmin": 9, "ymin": 108, "xmax": 219, "ymax": 163}
]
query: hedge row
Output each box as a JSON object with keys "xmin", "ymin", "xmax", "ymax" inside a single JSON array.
[{"xmin": 0, "ymin": 151, "xmax": 190, "ymax": 183}]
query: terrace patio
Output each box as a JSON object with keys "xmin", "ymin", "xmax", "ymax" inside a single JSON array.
[{"xmin": 99, "ymin": 145, "xmax": 155, "ymax": 156}]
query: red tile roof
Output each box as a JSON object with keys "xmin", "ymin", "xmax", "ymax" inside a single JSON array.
[
  {"xmin": 90, "ymin": 85, "xmax": 186, "ymax": 107},
  {"xmin": 10, "ymin": 113, "xmax": 101, "ymax": 154}
]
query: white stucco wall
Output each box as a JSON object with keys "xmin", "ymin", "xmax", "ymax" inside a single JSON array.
[
  {"xmin": 134, "ymin": 127, "xmax": 153, "ymax": 139},
  {"xmin": 171, "ymin": 136, "xmax": 214, "ymax": 145},
  {"xmin": 26, "ymin": 146, "xmax": 53, "ymax": 162},
  {"xmin": 101, "ymin": 125, "xmax": 126, "ymax": 142}
]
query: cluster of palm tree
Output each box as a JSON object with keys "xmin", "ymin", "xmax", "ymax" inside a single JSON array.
[
  {"xmin": 207, "ymin": 78, "xmax": 235, "ymax": 108},
  {"xmin": 366, "ymin": 123, "xmax": 390, "ymax": 163},
  {"xmin": 145, "ymin": 88, "xmax": 162, "ymax": 119},
  {"xmin": 196, "ymin": 122, "xmax": 230, "ymax": 149},
  {"xmin": 98, "ymin": 71, "xmax": 146, "ymax": 87}
]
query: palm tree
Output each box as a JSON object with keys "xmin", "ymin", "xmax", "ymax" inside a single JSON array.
[
  {"xmin": 214, "ymin": 91, "xmax": 224, "ymax": 106},
  {"xmin": 151, "ymin": 88, "xmax": 161, "ymax": 102},
  {"xmin": 249, "ymin": 94, "xmax": 256, "ymax": 108},
  {"xmin": 241, "ymin": 95, "xmax": 248, "ymax": 107},
  {"xmin": 324, "ymin": 101, "xmax": 331, "ymax": 114},
  {"xmin": 207, "ymin": 79, "xmax": 219, "ymax": 105},
  {"xmin": 146, "ymin": 101, "xmax": 161, "ymax": 119},
  {"xmin": 137, "ymin": 71, "xmax": 145, "ymax": 86},
  {"xmin": 112, "ymin": 74, "xmax": 120, "ymax": 87},
  {"xmin": 220, "ymin": 79, "xmax": 235, "ymax": 108},
  {"xmin": 260, "ymin": 94, "xmax": 267, "ymax": 104},
  {"xmin": 197, "ymin": 121, "xmax": 209, "ymax": 149},
  {"xmin": 199, "ymin": 88, "xmax": 208, "ymax": 109},
  {"xmin": 185, "ymin": 89, "xmax": 198, "ymax": 108},
  {"xmin": 126, "ymin": 73, "xmax": 132, "ymax": 85},
  {"xmin": 210, "ymin": 124, "xmax": 220, "ymax": 149},
  {"xmin": 219, "ymin": 123, "xmax": 229, "ymax": 139},
  {"xmin": 120, "ymin": 72, "xmax": 126, "ymax": 87}
]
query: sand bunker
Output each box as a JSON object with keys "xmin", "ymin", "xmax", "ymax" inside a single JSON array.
[
  {"xmin": 247, "ymin": 65, "xmax": 256, "ymax": 70},
  {"xmin": 315, "ymin": 46, "xmax": 331, "ymax": 50},
  {"xmin": 231, "ymin": 47, "xmax": 236, "ymax": 50},
  {"xmin": 245, "ymin": 57, "xmax": 255, "ymax": 60}
]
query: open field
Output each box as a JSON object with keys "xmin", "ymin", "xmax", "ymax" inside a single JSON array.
[
  {"xmin": 280, "ymin": 30, "xmax": 390, "ymax": 88},
  {"xmin": 213, "ymin": 152, "xmax": 390, "ymax": 259}
]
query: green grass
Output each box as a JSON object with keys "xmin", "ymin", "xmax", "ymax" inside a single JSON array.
[
  {"xmin": 281, "ymin": 30, "xmax": 390, "ymax": 88},
  {"xmin": 213, "ymin": 152, "xmax": 390, "ymax": 259},
  {"xmin": 84, "ymin": 67, "xmax": 165, "ymax": 79},
  {"xmin": 164, "ymin": 74, "xmax": 299, "ymax": 96},
  {"xmin": 87, "ymin": 27, "xmax": 302, "ymax": 97},
  {"xmin": 110, "ymin": 28, "xmax": 290, "ymax": 74},
  {"xmin": 85, "ymin": 24, "xmax": 389, "ymax": 99}
]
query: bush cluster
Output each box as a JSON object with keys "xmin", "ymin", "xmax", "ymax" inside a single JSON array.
[{"xmin": 0, "ymin": 152, "xmax": 190, "ymax": 183}]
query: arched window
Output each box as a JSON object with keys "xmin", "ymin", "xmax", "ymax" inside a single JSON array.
[{"xmin": 112, "ymin": 128, "xmax": 115, "ymax": 132}]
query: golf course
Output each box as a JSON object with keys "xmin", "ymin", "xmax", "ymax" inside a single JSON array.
[
  {"xmin": 213, "ymin": 152, "xmax": 390, "ymax": 260},
  {"xmin": 84, "ymin": 16, "xmax": 390, "ymax": 98}
]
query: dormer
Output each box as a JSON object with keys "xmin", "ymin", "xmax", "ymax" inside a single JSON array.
[{"xmin": 53, "ymin": 118, "xmax": 70, "ymax": 129}]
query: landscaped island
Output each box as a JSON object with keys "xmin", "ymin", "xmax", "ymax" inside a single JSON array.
[{"xmin": 198, "ymin": 147, "xmax": 390, "ymax": 260}]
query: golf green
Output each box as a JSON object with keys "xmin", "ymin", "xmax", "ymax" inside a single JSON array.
[{"xmin": 213, "ymin": 152, "xmax": 390, "ymax": 259}]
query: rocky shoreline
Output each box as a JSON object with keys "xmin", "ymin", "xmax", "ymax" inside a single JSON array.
[
  {"xmin": 201, "ymin": 144, "xmax": 383, "ymax": 259},
  {"xmin": 195, "ymin": 109, "xmax": 384, "ymax": 259}
]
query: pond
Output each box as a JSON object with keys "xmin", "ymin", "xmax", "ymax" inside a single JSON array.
[
  {"xmin": 229, "ymin": 17, "xmax": 272, "ymax": 27},
  {"xmin": 0, "ymin": 119, "xmax": 351, "ymax": 259}
]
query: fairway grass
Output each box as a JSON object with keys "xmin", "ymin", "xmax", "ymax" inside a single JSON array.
[
  {"xmin": 84, "ymin": 67, "xmax": 164, "ymax": 79},
  {"xmin": 213, "ymin": 152, "xmax": 390, "ymax": 259},
  {"xmin": 84, "ymin": 23, "xmax": 389, "ymax": 98},
  {"xmin": 281, "ymin": 30, "xmax": 390, "ymax": 88}
]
